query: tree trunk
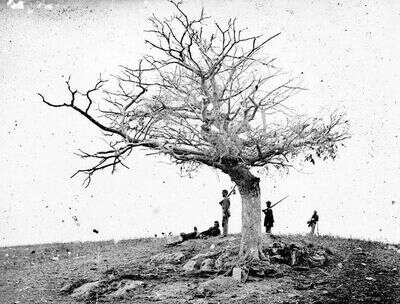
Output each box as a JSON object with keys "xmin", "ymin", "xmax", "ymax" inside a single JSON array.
[{"xmin": 227, "ymin": 166, "xmax": 268, "ymax": 261}]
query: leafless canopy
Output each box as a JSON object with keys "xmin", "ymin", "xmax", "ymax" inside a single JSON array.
[{"xmin": 39, "ymin": 0, "xmax": 349, "ymax": 186}]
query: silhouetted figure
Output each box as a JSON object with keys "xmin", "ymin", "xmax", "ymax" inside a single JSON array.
[
  {"xmin": 307, "ymin": 210, "xmax": 319, "ymax": 235},
  {"xmin": 262, "ymin": 201, "xmax": 274, "ymax": 233},
  {"xmin": 166, "ymin": 227, "xmax": 199, "ymax": 246},
  {"xmin": 180, "ymin": 226, "xmax": 198, "ymax": 242},
  {"xmin": 199, "ymin": 221, "xmax": 221, "ymax": 238},
  {"xmin": 219, "ymin": 189, "xmax": 231, "ymax": 237}
]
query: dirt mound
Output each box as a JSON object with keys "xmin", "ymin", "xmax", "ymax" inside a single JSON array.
[
  {"xmin": 3, "ymin": 235, "xmax": 399, "ymax": 303},
  {"xmin": 60, "ymin": 236, "xmax": 334, "ymax": 302}
]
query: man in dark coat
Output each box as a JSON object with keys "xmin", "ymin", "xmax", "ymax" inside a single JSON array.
[
  {"xmin": 307, "ymin": 210, "xmax": 319, "ymax": 235},
  {"xmin": 262, "ymin": 201, "xmax": 274, "ymax": 233},
  {"xmin": 180, "ymin": 226, "xmax": 198, "ymax": 242},
  {"xmin": 199, "ymin": 221, "xmax": 221, "ymax": 238},
  {"xmin": 166, "ymin": 227, "xmax": 198, "ymax": 246}
]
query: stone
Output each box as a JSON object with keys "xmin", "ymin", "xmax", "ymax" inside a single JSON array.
[
  {"xmin": 192, "ymin": 251, "xmax": 220, "ymax": 260},
  {"xmin": 200, "ymin": 258, "xmax": 214, "ymax": 271},
  {"xmin": 197, "ymin": 276, "xmax": 239, "ymax": 296},
  {"xmin": 248, "ymin": 260, "xmax": 277, "ymax": 278},
  {"xmin": 161, "ymin": 264, "xmax": 178, "ymax": 271},
  {"xmin": 271, "ymin": 247, "xmax": 280, "ymax": 255},
  {"xmin": 214, "ymin": 254, "xmax": 225, "ymax": 269},
  {"xmin": 309, "ymin": 254, "xmax": 327, "ymax": 267},
  {"xmin": 214, "ymin": 251, "xmax": 231, "ymax": 269},
  {"xmin": 60, "ymin": 283, "xmax": 73, "ymax": 293},
  {"xmin": 109, "ymin": 280, "xmax": 144, "ymax": 298},
  {"xmin": 270, "ymin": 255, "xmax": 285, "ymax": 263},
  {"xmin": 150, "ymin": 252, "xmax": 185, "ymax": 264},
  {"xmin": 183, "ymin": 260, "xmax": 198, "ymax": 271},
  {"xmin": 232, "ymin": 267, "xmax": 242, "ymax": 282},
  {"xmin": 172, "ymin": 252, "xmax": 185, "ymax": 263},
  {"xmin": 60, "ymin": 279, "xmax": 88, "ymax": 294},
  {"xmin": 71, "ymin": 281, "xmax": 102, "ymax": 299},
  {"xmin": 184, "ymin": 251, "xmax": 220, "ymax": 271},
  {"xmin": 249, "ymin": 265, "xmax": 265, "ymax": 277},
  {"xmin": 290, "ymin": 250, "xmax": 297, "ymax": 266}
]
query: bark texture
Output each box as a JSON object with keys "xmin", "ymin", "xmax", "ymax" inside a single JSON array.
[{"xmin": 227, "ymin": 166, "xmax": 268, "ymax": 261}]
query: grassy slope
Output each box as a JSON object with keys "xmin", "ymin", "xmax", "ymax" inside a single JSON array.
[{"xmin": 0, "ymin": 234, "xmax": 399, "ymax": 304}]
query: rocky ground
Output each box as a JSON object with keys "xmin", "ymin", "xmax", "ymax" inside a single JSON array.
[{"xmin": 1, "ymin": 234, "xmax": 399, "ymax": 303}]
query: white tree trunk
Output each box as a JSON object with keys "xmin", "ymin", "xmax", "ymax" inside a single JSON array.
[
  {"xmin": 227, "ymin": 166, "xmax": 269, "ymax": 261},
  {"xmin": 239, "ymin": 186, "xmax": 264, "ymax": 260}
]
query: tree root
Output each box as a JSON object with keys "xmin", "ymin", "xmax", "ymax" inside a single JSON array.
[{"xmin": 239, "ymin": 244, "xmax": 269, "ymax": 263}]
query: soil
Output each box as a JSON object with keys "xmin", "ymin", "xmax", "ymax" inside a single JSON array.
[{"xmin": 1, "ymin": 234, "xmax": 399, "ymax": 303}]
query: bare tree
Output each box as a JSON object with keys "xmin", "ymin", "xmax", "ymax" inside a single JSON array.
[{"xmin": 38, "ymin": 1, "xmax": 349, "ymax": 260}]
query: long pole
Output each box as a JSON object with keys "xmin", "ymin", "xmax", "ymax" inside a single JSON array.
[
  {"xmin": 227, "ymin": 184, "xmax": 236, "ymax": 197},
  {"xmin": 270, "ymin": 195, "xmax": 289, "ymax": 208}
]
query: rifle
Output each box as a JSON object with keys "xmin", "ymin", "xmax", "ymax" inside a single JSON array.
[
  {"xmin": 227, "ymin": 185, "xmax": 236, "ymax": 197},
  {"xmin": 219, "ymin": 185, "xmax": 236, "ymax": 207},
  {"xmin": 270, "ymin": 195, "xmax": 289, "ymax": 208}
]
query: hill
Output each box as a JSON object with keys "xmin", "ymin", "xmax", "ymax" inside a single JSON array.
[{"xmin": 1, "ymin": 234, "xmax": 399, "ymax": 303}]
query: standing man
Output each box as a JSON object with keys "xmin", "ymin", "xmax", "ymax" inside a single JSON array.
[
  {"xmin": 307, "ymin": 210, "xmax": 319, "ymax": 235},
  {"xmin": 262, "ymin": 201, "xmax": 274, "ymax": 234},
  {"xmin": 219, "ymin": 189, "xmax": 231, "ymax": 237}
]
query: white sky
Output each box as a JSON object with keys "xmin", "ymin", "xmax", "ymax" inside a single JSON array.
[{"xmin": 1, "ymin": 0, "xmax": 399, "ymax": 247}]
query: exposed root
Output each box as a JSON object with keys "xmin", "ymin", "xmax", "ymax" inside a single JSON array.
[{"xmin": 239, "ymin": 244, "xmax": 269, "ymax": 263}]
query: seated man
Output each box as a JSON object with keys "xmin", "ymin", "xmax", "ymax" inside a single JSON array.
[
  {"xmin": 180, "ymin": 226, "xmax": 198, "ymax": 242},
  {"xmin": 166, "ymin": 227, "xmax": 198, "ymax": 246},
  {"xmin": 199, "ymin": 221, "xmax": 221, "ymax": 238}
]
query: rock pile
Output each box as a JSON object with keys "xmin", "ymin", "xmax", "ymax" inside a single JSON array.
[
  {"xmin": 182, "ymin": 240, "xmax": 331, "ymax": 281},
  {"xmin": 267, "ymin": 241, "xmax": 331, "ymax": 268},
  {"xmin": 60, "ymin": 239, "xmax": 333, "ymax": 301},
  {"xmin": 183, "ymin": 250, "xmax": 225, "ymax": 273}
]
